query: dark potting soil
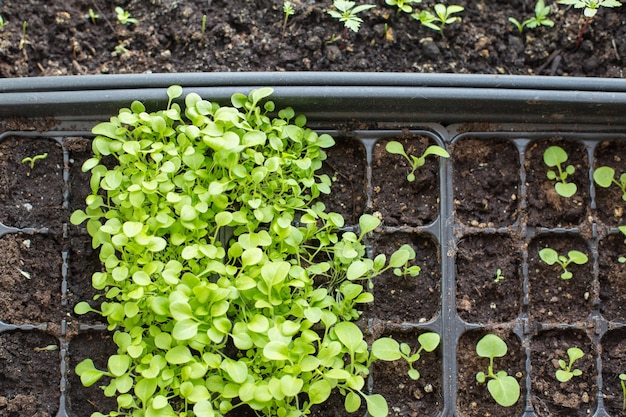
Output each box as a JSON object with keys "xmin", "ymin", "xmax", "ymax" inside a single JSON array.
[
  {"xmin": 601, "ymin": 328, "xmax": 626, "ymax": 417},
  {"xmin": 0, "ymin": 330, "xmax": 61, "ymax": 417},
  {"xmin": 0, "ymin": 0, "xmax": 624, "ymax": 77},
  {"xmin": 452, "ymin": 137, "xmax": 520, "ymax": 228},
  {"xmin": 594, "ymin": 140, "xmax": 626, "ymax": 228},
  {"xmin": 599, "ymin": 233, "xmax": 626, "ymax": 322},
  {"xmin": 456, "ymin": 328, "xmax": 525, "ymax": 417},
  {"xmin": 530, "ymin": 329, "xmax": 597, "ymax": 417}
]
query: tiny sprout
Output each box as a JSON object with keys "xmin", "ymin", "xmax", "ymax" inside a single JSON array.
[
  {"xmin": 385, "ymin": 141, "xmax": 449, "ymax": 182},
  {"xmin": 594, "ymin": 166, "xmax": 626, "ymax": 201},
  {"xmin": 475, "ymin": 334, "xmax": 521, "ymax": 407},
  {"xmin": 112, "ymin": 43, "xmax": 129, "ymax": 57},
  {"xmin": 327, "ymin": 0, "xmax": 376, "ymax": 34},
  {"xmin": 200, "ymin": 14, "xmax": 207, "ymax": 42},
  {"xmin": 619, "ymin": 225, "xmax": 626, "ymax": 263},
  {"xmin": 19, "ymin": 21, "xmax": 29, "ymax": 50},
  {"xmin": 555, "ymin": 347, "xmax": 584, "ymax": 382},
  {"xmin": 619, "ymin": 374, "xmax": 626, "ymax": 411},
  {"xmin": 15, "ymin": 267, "xmax": 31, "ymax": 279},
  {"xmin": 34, "ymin": 344, "xmax": 59, "ymax": 352},
  {"xmin": 494, "ymin": 268, "xmax": 505, "ymax": 283},
  {"xmin": 412, "ymin": 4, "xmax": 464, "ymax": 35},
  {"xmin": 282, "ymin": 1, "xmax": 295, "ymax": 39},
  {"xmin": 508, "ymin": 0, "xmax": 554, "ymax": 33},
  {"xmin": 539, "ymin": 247, "xmax": 588, "ymax": 280},
  {"xmin": 86, "ymin": 8, "xmax": 100, "ymax": 24},
  {"xmin": 21, "ymin": 152, "xmax": 48, "ymax": 169},
  {"xmin": 544, "ymin": 145, "xmax": 577, "ymax": 198},
  {"xmin": 0, "ymin": 15, "xmax": 7, "ymax": 31},
  {"xmin": 385, "ymin": 0, "xmax": 422, "ymax": 14},
  {"xmin": 115, "ymin": 6, "xmax": 137, "ymax": 25}
]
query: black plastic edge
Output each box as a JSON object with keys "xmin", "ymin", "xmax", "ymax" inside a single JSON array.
[{"xmin": 0, "ymin": 73, "xmax": 625, "ymax": 125}]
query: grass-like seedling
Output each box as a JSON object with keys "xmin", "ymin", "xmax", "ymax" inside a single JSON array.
[
  {"xmin": 21, "ymin": 152, "xmax": 48, "ymax": 169},
  {"xmin": 72, "ymin": 85, "xmax": 434, "ymax": 417},
  {"xmin": 282, "ymin": 1, "xmax": 295, "ymax": 39},
  {"xmin": 475, "ymin": 334, "xmax": 521, "ymax": 407},
  {"xmin": 619, "ymin": 374, "xmax": 626, "ymax": 411},
  {"xmin": 115, "ymin": 6, "xmax": 137, "ymax": 25},
  {"xmin": 385, "ymin": 141, "xmax": 449, "ymax": 182},
  {"xmin": 0, "ymin": 15, "xmax": 7, "ymax": 31},
  {"xmin": 19, "ymin": 21, "xmax": 28, "ymax": 50},
  {"xmin": 557, "ymin": 0, "xmax": 622, "ymax": 47},
  {"xmin": 555, "ymin": 347, "xmax": 584, "ymax": 382},
  {"xmin": 538, "ymin": 247, "xmax": 588, "ymax": 280},
  {"xmin": 386, "ymin": 0, "xmax": 422, "ymax": 14},
  {"xmin": 411, "ymin": 4, "xmax": 464, "ymax": 36},
  {"xmin": 509, "ymin": 0, "xmax": 554, "ymax": 33},
  {"xmin": 543, "ymin": 145, "xmax": 577, "ymax": 198},
  {"xmin": 328, "ymin": 0, "xmax": 375, "ymax": 36},
  {"xmin": 372, "ymin": 332, "xmax": 440, "ymax": 380},
  {"xmin": 594, "ymin": 166, "xmax": 626, "ymax": 201}
]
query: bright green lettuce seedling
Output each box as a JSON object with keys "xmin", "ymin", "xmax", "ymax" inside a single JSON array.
[
  {"xmin": 411, "ymin": 4, "xmax": 464, "ymax": 35},
  {"xmin": 556, "ymin": 347, "xmax": 584, "ymax": 382},
  {"xmin": 544, "ymin": 145, "xmax": 577, "ymax": 198},
  {"xmin": 475, "ymin": 333, "xmax": 521, "ymax": 407},
  {"xmin": 494, "ymin": 268, "xmax": 505, "ymax": 283},
  {"xmin": 385, "ymin": 140, "xmax": 449, "ymax": 182},
  {"xmin": 372, "ymin": 332, "xmax": 440, "ymax": 380},
  {"xmin": 21, "ymin": 152, "xmax": 48, "ymax": 169},
  {"xmin": 328, "ymin": 0, "xmax": 375, "ymax": 33},
  {"xmin": 115, "ymin": 6, "xmax": 137, "ymax": 25},
  {"xmin": 539, "ymin": 247, "xmax": 588, "ymax": 280},
  {"xmin": 386, "ymin": 0, "xmax": 421, "ymax": 14},
  {"xmin": 594, "ymin": 166, "xmax": 626, "ymax": 201},
  {"xmin": 509, "ymin": 0, "xmax": 554, "ymax": 33}
]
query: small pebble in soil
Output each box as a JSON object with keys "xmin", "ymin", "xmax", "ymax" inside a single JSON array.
[
  {"xmin": 424, "ymin": 383, "xmax": 433, "ymax": 393},
  {"xmin": 22, "ymin": 239, "xmax": 30, "ymax": 249}
]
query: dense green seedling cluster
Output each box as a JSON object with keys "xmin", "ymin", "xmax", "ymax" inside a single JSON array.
[{"xmin": 72, "ymin": 86, "xmax": 437, "ymax": 417}]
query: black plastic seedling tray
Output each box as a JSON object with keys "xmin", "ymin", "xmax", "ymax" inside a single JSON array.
[{"xmin": 1, "ymin": 73, "xmax": 626, "ymax": 417}]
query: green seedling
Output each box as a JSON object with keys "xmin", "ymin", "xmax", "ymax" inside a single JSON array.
[
  {"xmin": 508, "ymin": 0, "xmax": 554, "ymax": 33},
  {"xmin": 372, "ymin": 332, "xmax": 440, "ymax": 380},
  {"xmin": 86, "ymin": 8, "xmax": 99, "ymax": 24},
  {"xmin": 619, "ymin": 374, "xmax": 626, "ymax": 411},
  {"xmin": 494, "ymin": 268, "xmax": 505, "ymax": 283},
  {"xmin": 19, "ymin": 21, "xmax": 29, "ymax": 50},
  {"xmin": 544, "ymin": 145, "xmax": 577, "ymax": 198},
  {"xmin": 594, "ymin": 166, "xmax": 626, "ymax": 201},
  {"xmin": 328, "ymin": 0, "xmax": 376, "ymax": 34},
  {"xmin": 282, "ymin": 1, "xmax": 295, "ymax": 39},
  {"xmin": 115, "ymin": 6, "xmax": 137, "ymax": 25},
  {"xmin": 538, "ymin": 247, "xmax": 588, "ymax": 280},
  {"xmin": 475, "ymin": 334, "xmax": 521, "ymax": 407},
  {"xmin": 386, "ymin": 0, "xmax": 422, "ymax": 14},
  {"xmin": 558, "ymin": 0, "xmax": 622, "ymax": 47},
  {"xmin": 385, "ymin": 140, "xmax": 449, "ymax": 182},
  {"xmin": 34, "ymin": 344, "xmax": 58, "ymax": 352},
  {"xmin": 21, "ymin": 152, "xmax": 48, "ymax": 169},
  {"xmin": 72, "ymin": 86, "xmax": 431, "ymax": 417},
  {"xmin": 556, "ymin": 347, "xmax": 584, "ymax": 382},
  {"xmin": 412, "ymin": 4, "xmax": 464, "ymax": 35},
  {"xmin": 0, "ymin": 15, "xmax": 7, "ymax": 31}
]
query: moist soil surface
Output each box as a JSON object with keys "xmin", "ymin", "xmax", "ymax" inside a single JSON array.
[{"xmin": 0, "ymin": 0, "xmax": 624, "ymax": 77}]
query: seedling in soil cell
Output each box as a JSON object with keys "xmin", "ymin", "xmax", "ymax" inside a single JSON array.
[
  {"xmin": 21, "ymin": 152, "xmax": 48, "ymax": 169},
  {"xmin": 593, "ymin": 165, "xmax": 626, "ymax": 201},
  {"xmin": 19, "ymin": 21, "xmax": 29, "ymax": 50},
  {"xmin": 543, "ymin": 145, "xmax": 577, "ymax": 198},
  {"xmin": 411, "ymin": 4, "xmax": 464, "ymax": 36},
  {"xmin": 494, "ymin": 268, "xmax": 505, "ymax": 283},
  {"xmin": 555, "ymin": 346, "xmax": 584, "ymax": 382},
  {"xmin": 385, "ymin": 0, "xmax": 421, "ymax": 14},
  {"xmin": 508, "ymin": 0, "xmax": 555, "ymax": 33},
  {"xmin": 538, "ymin": 247, "xmax": 588, "ymax": 280},
  {"xmin": 475, "ymin": 334, "xmax": 521, "ymax": 407},
  {"xmin": 557, "ymin": 0, "xmax": 622, "ymax": 47},
  {"xmin": 0, "ymin": 15, "xmax": 7, "ymax": 31},
  {"xmin": 619, "ymin": 225, "xmax": 626, "ymax": 263},
  {"xmin": 385, "ymin": 140, "xmax": 449, "ymax": 182},
  {"xmin": 282, "ymin": 1, "xmax": 295, "ymax": 39},
  {"xmin": 86, "ymin": 8, "xmax": 99, "ymax": 24},
  {"xmin": 372, "ymin": 332, "xmax": 440, "ymax": 380},
  {"xmin": 327, "ymin": 0, "xmax": 375, "ymax": 34},
  {"xmin": 115, "ymin": 6, "xmax": 137, "ymax": 25},
  {"xmin": 33, "ymin": 344, "xmax": 58, "ymax": 352},
  {"xmin": 619, "ymin": 374, "xmax": 626, "ymax": 411}
]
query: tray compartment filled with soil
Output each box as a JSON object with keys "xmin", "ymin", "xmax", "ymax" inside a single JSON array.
[{"xmin": 1, "ymin": 73, "xmax": 626, "ymax": 417}]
